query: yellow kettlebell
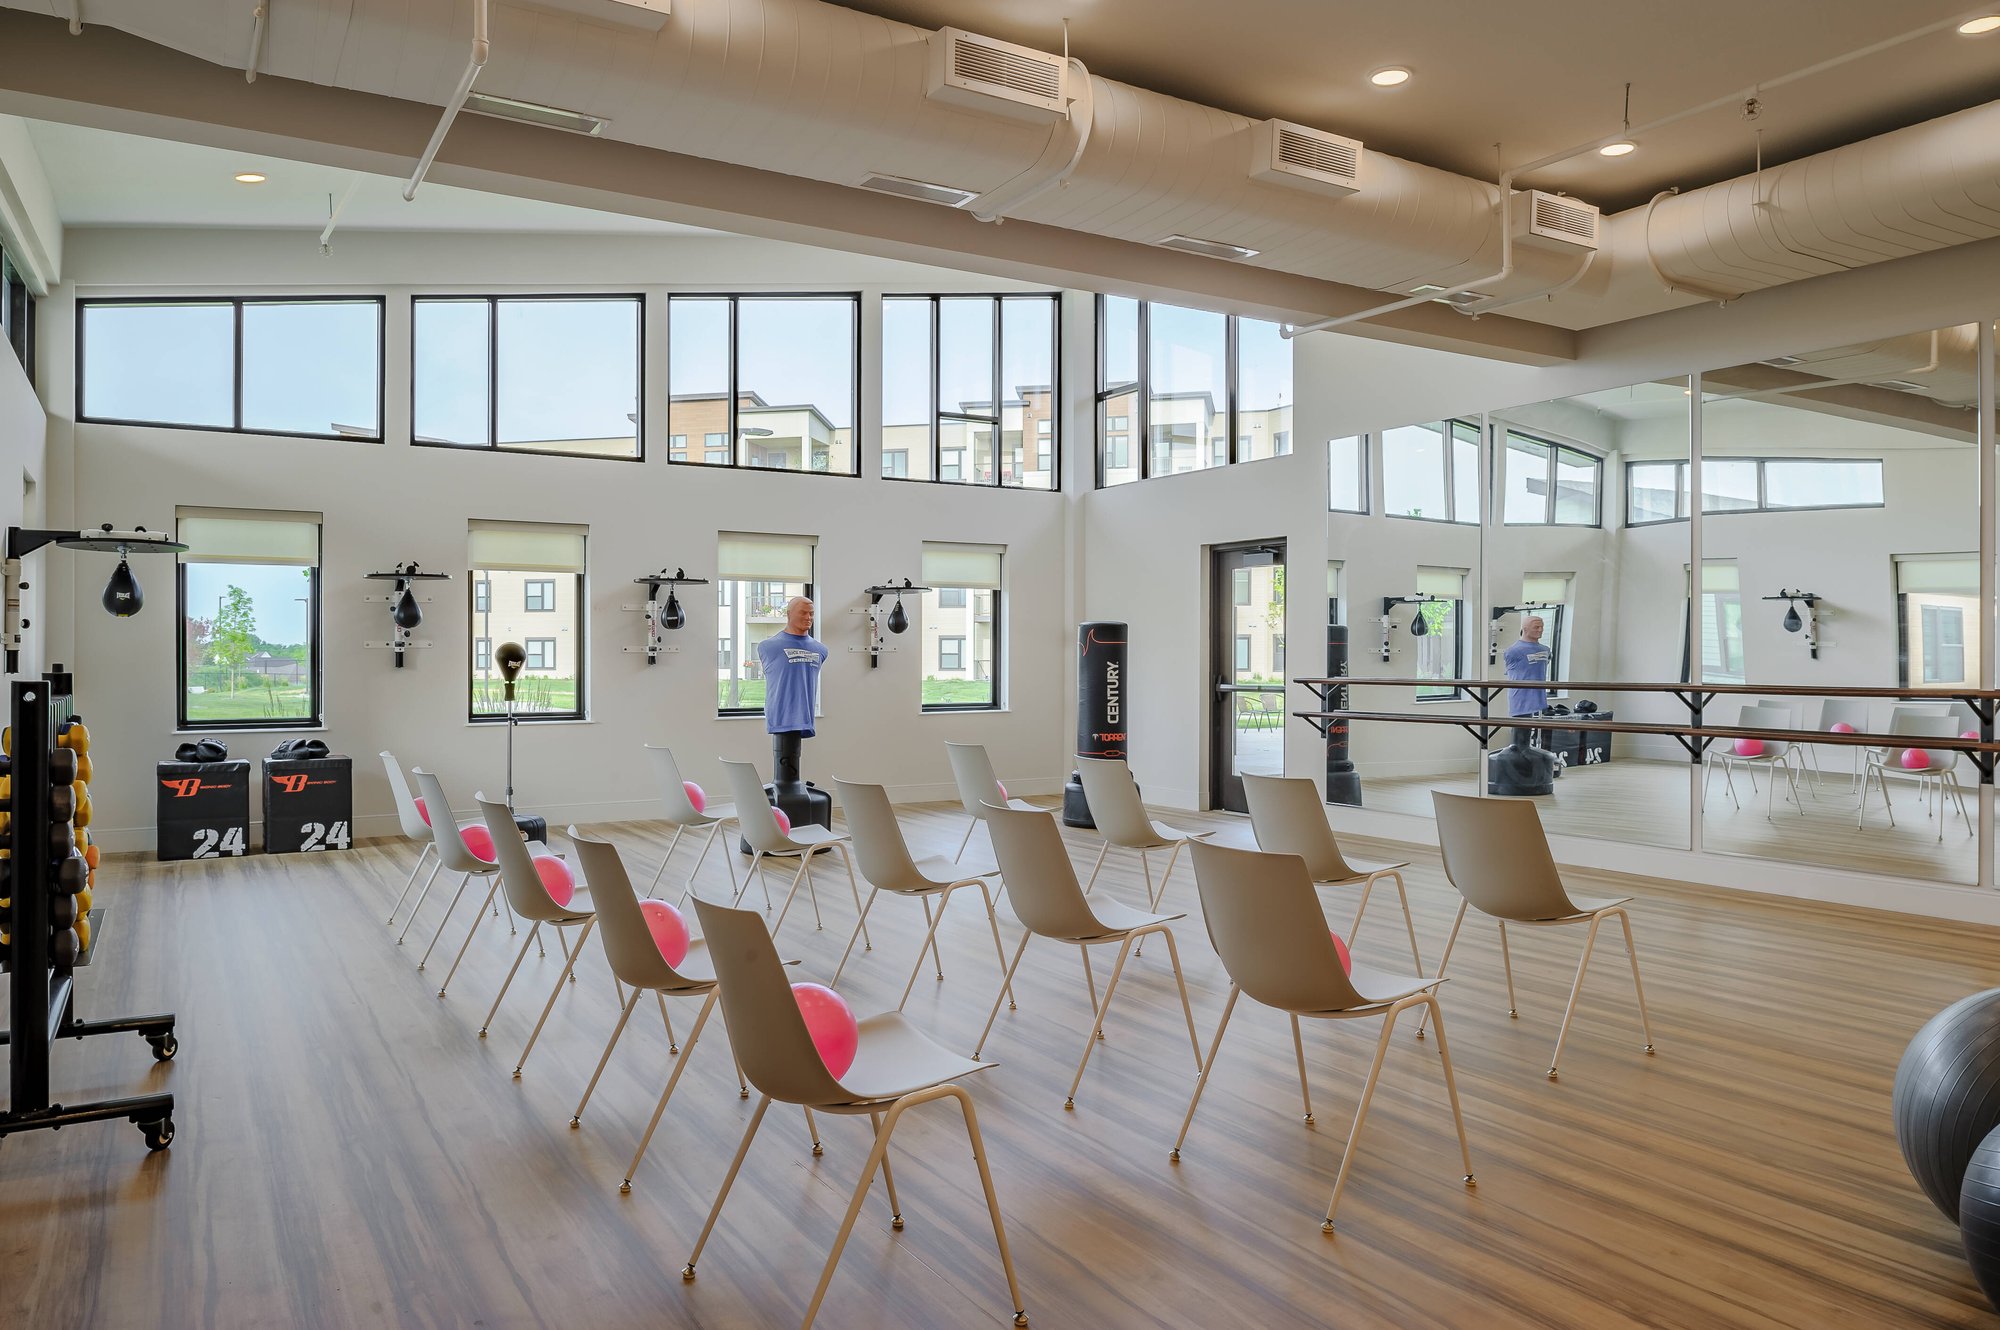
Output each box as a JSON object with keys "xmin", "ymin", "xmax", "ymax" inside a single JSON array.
[
  {"xmin": 77, "ymin": 753, "xmax": 93, "ymax": 784},
  {"xmin": 74, "ymin": 887, "xmax": 92, "ymax": 917},
  {"xmin": 73, "ymin": 916, "xmax": 90, "ymax": 953}
]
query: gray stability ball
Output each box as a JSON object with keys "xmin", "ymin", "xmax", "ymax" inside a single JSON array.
[
  {"xmin": 1961, "ymin": 1123, "xmax": 2000, "ymax": 1311},
  {"xmin": 1894, "ymin": 988, "xmax": 2000, "ymax": 1222}
]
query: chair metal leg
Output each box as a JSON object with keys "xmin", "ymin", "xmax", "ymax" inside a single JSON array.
[
  {"xmin": 1415, "ymin": 899, "xmax": 1470, "ymax": 1039},
  {"xmin": 1078, "ymin": 945, "xmax": 1100, "ymax": 1030},
  {"xmin": 625, "ymin": 988, "xmax": 719, "ymax": 1191},
  {"xmin": 1290, "ymin": 1015, "xmax": 1314, "ymax": 1125},
  {"xmin": 1612, "ymin": 908, "xmax": 1656, "ymax": 1054},
  {"xmin": 682, "ymin": 1088, "xmax": 771, "ymax": 1271},
  {"xmin": 1155, "ymin": 927, "xmax": 1204, "ymax": 1072},
  {"xmin": 1171, "ymin": 984, "xmax": 1240, "ymax": 1159},
  {"xmin": 396, "ymin": 862, "xmax": 453, "ymax": 946},
  {"xmin": 974, "ymin": 930, "xmax": 1034, "ymax": 1058},
  {"xmin": 1081, "ymin": 841, "xmax": 1110, "ymax": 895},
  {"xmin": 1137, "ymin": 848, "xmax": 1157, "ymax": 912},
  {"xmin": 1421, "ymin": 994, "xmax": 1476, "ymax": 1186},
  {"xmin": 417, "ymin": 872, "xmax": 477, "ymax": 970},
  {"xmin": 1347, "ymin": 875, "xmax": 1375, "ymax": 939},
  {"xmin": 868, "ymin": 1111, "xmax": 904, "ymax": 1228},
  {"xmin": 1548, "ymin": 913, "xmax": 1606, "ymax": 1079},
  {"xmin": 437, "ymin": 875, "xmax": 498, "ymax": 998},
  {"xmin": 1066, "ymin": 934, "xmax": 1137, "ymax": 1107},
  {"xmin": 425, "ymin": 872, "xmax": 500, "ymax": 976},
  {"xmin": 770, "ymin": 856, "xmax": 814, "ymax": 938},
  {"xmin": 1321, "ymin": 1000, "xmax": 1404, "ymax": 1233},
  {"xmin": 829, "ymin": 887, "xmax": 882, "ymax": 990},
  {"xmin": 657, "ymin": 989, "xmax": 679, "ymax": 1053},
  {"xmin": 836, "ymin": 844, "xmax": 870, "ymax": 950},
  {"xmin": 804, "ymin": 1106, "xmax": 823, "ymax": 1157},
  {"xmin": 646, "ymin": 824, "xmax": 686, "ymax": 898},
  {"xmin": 574, "ymin": 986, "xmax": 644, "ymax": 1126},
  {"xmin": 1154, "ymin": 839, "xmax": 1187, "ymax": 907},
  {"xmin": 387, "ymin": 842, "xmax": 435, "ymax": 924},
  {"xmin": 897, "ymin": 890, "xmax": 955, "ymax": 1010},
  {"xmin": 955, "ymin": 817, "xmax": 977, "ymax": 863},
  {"xmin": 976, "ymin": 882, "xmax": 1017, "ymax": 1011},
  {"xmin": 516, "ymin": 919, "xmax": 595, "ymax": 1077},
  {"xmin": 947, "ymin": 1086, "xmax": 1031, "ymax": 1328},
  {"xmin": 1497, "ymin": 920, "xmax": 1518, "ymax": 1017},
  {"xmin": 1388, "ymin": 871, "xmax": 1424, "ymax": 975},
  {"xmin": 480, "ymin": 923, "xmax": 541, "ymax": 1038},
  {"xmin": 919, "ymin": 896, "xmax": 943, "ymax": 981},
  {"xmin": 802, "ymin": 855, "xmax": 825, "ymax": 931}
]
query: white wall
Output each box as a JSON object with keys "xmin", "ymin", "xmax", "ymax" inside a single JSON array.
[{"xmin": 44, "ymin": 228, "xmax": 1091, "ymax": 849}]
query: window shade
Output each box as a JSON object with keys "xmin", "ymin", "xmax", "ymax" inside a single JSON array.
[
  {"xmin": 469, "ymin": 521, "xmax": 587, "ymax": 573},
  {"xmin": 922, "ymin": 544, "xmax": 1004, "ymax": 590},
  {"xmin": 1522, "ymin": 573, "xmax": 1571, "ymax": 603},
  {"xmin": 718, "ymin": 532, "xmax": 815, "ymax": 581},
  {"xmin": 177, "ymin": 509, "xmax": 320, "ymax": 566},
  {"xmin": 1896, "ymin": 555, "xmax": 1979, "ymax": 595},
  {"xmin": 1700, "ymin": 560, "xmax": 1739, "ymax": 593},
  {"xmin": 1416, "ymin": 567, "xmax": 1465, "ymax": 598}
]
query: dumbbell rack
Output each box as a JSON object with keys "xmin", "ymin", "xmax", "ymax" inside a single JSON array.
[{"xmin": 0, "ymin": 673, "xmax": 177, "ymax": 1149}]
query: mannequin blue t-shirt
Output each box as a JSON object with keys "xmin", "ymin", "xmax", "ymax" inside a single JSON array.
[
  {"xmin": 758, "ymin": 630, "xmax": 828, "ymax": 736},
  {"xmin": 1503, "ymin": 637, "xmax": 1552, "ymax": 716}
]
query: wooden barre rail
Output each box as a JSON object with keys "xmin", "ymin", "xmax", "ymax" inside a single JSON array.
[
  {"xmin": 1291, "ymin": 677, "xmax": 2000, "ymax": 702},
  {"xmin": 1288, "ymin": 708, "xmax": 2000, "ymax": 754}
]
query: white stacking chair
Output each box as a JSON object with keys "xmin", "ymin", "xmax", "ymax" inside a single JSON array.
[
  {"xmin": 1242, "ymin": 773, "xmax": 1425, "ymax": 974},
  {"xmin": 719, "ymin": 759, "xmax": 870, "ymax": 947},
  {"xmin": 384, "ymin": 753, "xmax": 494, "ymax": 932},
  {"xmin": 945, "ymin": 741, "xmax": 1040, "ymax": 862},
  {"xmin": 406, "ymin": 768, "xmax": 518, "ymax": 971},
  {"xmin": 1862, "ymin": 712, "xmax": 1973, "ymax": 838},
  {"xmin": 473, "ymin": 796, "xmax": 597, "ymax": 1078},
  {"xmin": 1074, "ymin": 755, "xmax": 1213, "ymax": 908},
  {"xmin": 1703, "ymin": 704, "xmax": 1806, "ymax": 820},
  {"xmin": 642, "ymin": 744, "xmax": 737, "ymax": 900}
]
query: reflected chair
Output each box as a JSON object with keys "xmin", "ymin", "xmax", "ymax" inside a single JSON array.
[
  {"xmin": 682, "ymin": 896, "xmax": 1029, "ymax": 1330},
  {"xmin": 1862, "ymin": 712, "xmax": 1973, "ymax": 838},
  {"xmin": 974, "ymin": 802, "xmax": 1202, "ymax": 1109},
  {"xmin": 1172, "ymin": 841, "xmax": 1473, "ymax": 1234},
  {"xmin": 945, "ymin": 741, "xmax": 1041, "ymax": 862},
  {"xmin": 642, "ymin": 744, "xmax": 737, "ymax": 901},
  {"xmin": 720, "ymin": 759, "xmax": 869, "ymax": 947},
  {"xmin": 1811, "ymin": 698, "xmax": 1873, "ymax": 791},
  {"xmin": 828, "ymin": 778, "xmax": 1015, "ymax": 1011},
  {"xmin": 1075, "ymin": 755, "xmax": 1213, "ymax": 908},
  {"xmin": 474, "ymin": 796, "xmax": 597, "ymax": 1078},
  {"xmin": 1425, "ymin": 792, "xmax": 1655, "ymax": 1079},
  {"xmin": 1703, "ymin": 705, "xmax": 1805, "ymax": 820},
  {"xmin": 1243, "ymin": 773, "xmax": 1424, "ymax": 973}
]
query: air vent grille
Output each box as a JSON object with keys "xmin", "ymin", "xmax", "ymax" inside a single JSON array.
[
  {"xmin": 1157, "ymin": 234, "xmax": 1261, "ymax": 260},
  {"xmin": 463, "ymin": 92, "xmax": 608, "ymax": 136},
  {"xmin": 1275, "ymin": 126, "xmax": 1359, "ymax": 179},
  {"xmin": 858, "ymin": 173, "xmax": 976, "ymax": 207},
  {"xmin": 1532, "ymin": 194, "xmax": 1597, "ymax": 241},
  {"xmin": 952, "ymin": 41, "xmax": 1062, "ymax": 101}
]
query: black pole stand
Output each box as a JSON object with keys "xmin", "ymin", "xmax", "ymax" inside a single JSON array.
[{"xmin": 0, "ymin": 670, "xmax": 176, "ymax": 1148}]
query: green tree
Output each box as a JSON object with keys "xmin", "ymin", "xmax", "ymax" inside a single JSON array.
[
  {"xmin": 1265, "ymin": 565, "xmax": 1285, "ymax": 631},
  {"xmin": 210, "ymin": 585, "xmax": 257, "ymax": 694}
]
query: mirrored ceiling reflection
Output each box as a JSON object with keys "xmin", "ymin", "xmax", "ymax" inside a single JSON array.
[
  {"xmin": 1485, "ymin": 380, "xmax": 1692, "ymax": 851},
  {"xmin": 1698, "ymin": 325, "xmax": 1982, "ymax": 886}
]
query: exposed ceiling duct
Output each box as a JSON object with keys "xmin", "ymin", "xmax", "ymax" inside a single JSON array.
[{"xmin": 6, "ymin": 0, "xmax": 2000, "ymax": 336}]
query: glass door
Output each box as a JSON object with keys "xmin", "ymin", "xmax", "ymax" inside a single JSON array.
[{"xmin": 1211, "ymin": 541, "xmax": 1286, "ymax": 812}]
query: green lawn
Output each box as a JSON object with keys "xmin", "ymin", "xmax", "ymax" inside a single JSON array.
[
  {"xmin": 472, "ymin": 677, "xmax": 579, "ymax": 714},
  {"xmin": 184, "ymin": 684, "xmax": 315, "ymax": 724},
  {"xmin": 920, "ymin": 677, "xmax": 995, "ymax": 707}
]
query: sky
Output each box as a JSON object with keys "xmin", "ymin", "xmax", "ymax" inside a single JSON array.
[
  {"xmin": 1099, "ymin": 296, "xmax": 1291, "ymax": 415},
  {"xmin": 183, "ymin": 562, "xmax": 313, "ymax": 646}
]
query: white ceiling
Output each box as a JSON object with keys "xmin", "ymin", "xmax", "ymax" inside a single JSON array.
[
  {"xmin": 836, "ymin": 0, "xmax": 2000, "ymax": 210},
  {"xmin": 25, "ymin": 120, "xmax": 708, "ymax": 235}
]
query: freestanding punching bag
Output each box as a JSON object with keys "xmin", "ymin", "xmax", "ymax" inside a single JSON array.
[
  {"xmin": 1063, "ymin": 622, "xmax": 1127, "ymax": 828},
  {"xmin": 1324, "ymin": 619, "xmax": 1361, "ymax": 806}
]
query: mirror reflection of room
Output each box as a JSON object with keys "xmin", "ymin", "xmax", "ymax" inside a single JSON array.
[{"xmin": 1698, "ymin": 325, "xmax": 1980, "ymax": 884}]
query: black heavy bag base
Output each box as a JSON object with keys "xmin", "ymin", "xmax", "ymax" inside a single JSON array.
[
  {"xmin": 1487, "ymin": 742, "xmax": 1558, "ymax": 797},
  {"xmin": 740, "ymin": 782, "xmax": 834, "ymax": 855},
  {"xmin": 1062, "ymin": 774, "xmax": 1093, "ymax": 828},
  {"xmin": 514, "ymin": 814, "xmax": 548, "ymax": 845}
]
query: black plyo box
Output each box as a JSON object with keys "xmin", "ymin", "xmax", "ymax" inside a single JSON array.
[
  {"xmin": 264, "ymin": 756, "xmax": 354, "ymax": 854},
  {"xmin": 156, "ymin": 759, "xmax": 251, "ymax": 860}
]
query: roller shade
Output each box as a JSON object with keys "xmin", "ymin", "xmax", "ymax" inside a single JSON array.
[
  {"xmin": 718, "ymin": 533, "xmax": 815, "ymax": 581},
  {"xmin": 469, "ymin": 521, "xmax": 586, "ymax": 573},
  {"xmin": 1700, "ymin": 560, "xmax": 1739, "ymax": 593},
  {"xmin": 922, "ymin": 543, "xmax": 1004, "ymax": 590},
  {"xmin": 177, "ymin": 509, "xmax": 320, "ymax": 566},
  {"xmin": 1896, "ymin": 555, "xmax": 1978, "ymax": 596},
  {"xmin": 1522, "ymin": 573, "xmax": 1571, "ymax": 603},
  {"xmin": 1416, "ymin": 567, "xmax": 1465, "ymax": 598}
]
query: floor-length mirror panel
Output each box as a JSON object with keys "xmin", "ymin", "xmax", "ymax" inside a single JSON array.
[{"xmin": 1700, "ymin": 326, "xmax": 1981, "ymax": 885}]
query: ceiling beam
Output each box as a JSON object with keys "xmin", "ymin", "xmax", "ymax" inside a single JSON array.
[{"xmin": 0, "ymin": 9, "xmax": 1575, "ymax": 365}]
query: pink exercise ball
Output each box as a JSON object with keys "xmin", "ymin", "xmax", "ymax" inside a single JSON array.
[
  {"xmin": 1902, "ymin": 748, "xmax": 1932, "ymax": 770},
  {"xmin": 995, "ymin": 780, "xmax": 1008, "ymax": 801},
  {"xmin": 683, "ymin": 781, "xmax": 706, "ymax": 813},
  {"xmin": 460, "ymin": 824, "xmax": 497, "ymax": 863},
  {"xmin": 1829, "ymin": 722, "xmax": 1856, "ymax": 735},
  {"xmin": 1733, "ymin": 738, "xmax": 1765, "ymax": 757},
  {"xmin": 1329, "ymin": 931, "xmax": 1353, "ymax": 976},
  {"xmin": 414, "ymin": 796, "xmax": 431, "ymax": 826},
  {"xmin": 535, "ymin": 855, "xmax": 576, "ymax": 907},
  {"xmin": 1966, "ymin": 730, "xmax": 1982, "ymax": 741},
  {"xmin": 639, "ymin": 899, "xmax": 690, "ymax": 967},
  {"xmin": 793, "ymin": 982, "xmax": 858, "ymax": 1078},
  {"xmin": 773, "ymin": 807, "xmax": 792, "ymax": 836}
]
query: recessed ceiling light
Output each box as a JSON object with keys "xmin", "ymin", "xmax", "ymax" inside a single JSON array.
[
  {"xmin": 234, "ymin": 172, "xmax": 267, "ymax": 184},
  {"xmin": 1958, "ymin": 15, "xmax": 2000, "ymax": 33},
  {"xmin": 1369, "ymin": 67, "xmax": 1412, "ymax": 88},
  {"xmin": 1598, "ymin": 141, "xmax": 1637, "ymax": 157}
]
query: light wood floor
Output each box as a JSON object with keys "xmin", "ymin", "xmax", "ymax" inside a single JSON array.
[
  {"xmin": 6, "ymin": 802, "xmax": 2000, "ymax": 1328},
  {"xmin": 1364, "ymin": 756, "xmax": 1984, "ymax": 884}
]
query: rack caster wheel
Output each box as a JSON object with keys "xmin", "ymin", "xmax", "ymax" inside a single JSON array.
[
  {"xmin": 139, "ymin": 1117, "xmax": 175, "ymax": 1151},
  {"xmin": 147, "ymin": 1033, "xmax": 179, "ymax": 1062}
]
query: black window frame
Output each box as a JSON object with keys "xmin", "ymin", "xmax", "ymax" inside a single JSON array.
[
  {"xmin": 410, "ymin": 292, "xmax": 644, "ymax": 462},
  {"xmin": 1624, "ymin": 456, "xmax": 1886, "ymax": 526},
  {"xmin": 921, "ymin": 586, "xmax": 1004, "ymax": 713},
  {"xmin": 1093, "ymin": 296, "xmax": 1294, "ymax": 487},
  {"xmin": 1500, "ymin": 427, "xmax": 1604, "ymax": 528},
  {"xmin": 880, "ymin": 293, "xmax": 1063, "ymax": 492},
  {"xmin": 1328, "ymin": 434, "xmax": 1370, "ymax": 514},
  {"xmin": 667, "ymin": 293, "xmax": 862, "ymax": 478},
  {"xmin": 468, "ymin": 565, "xmax": 587, "ymax": 724},
  {"xmin": 1381, "ymin": 419, "xmax": 1482, "ymax": 525},
  {"xmin": 78, "ymin": 294, "xmax": 386, "ymax": 443},
  {"xmin": 717, "ymin": 564, "xmax": 818, "ymax": 718},
  {"xmin": 1, "ymin": 243, "xmax": 34, "ymax": 387},
  {"xmin": 174, "ymin": 537, "xmax": 325, "ymax": 733}
]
